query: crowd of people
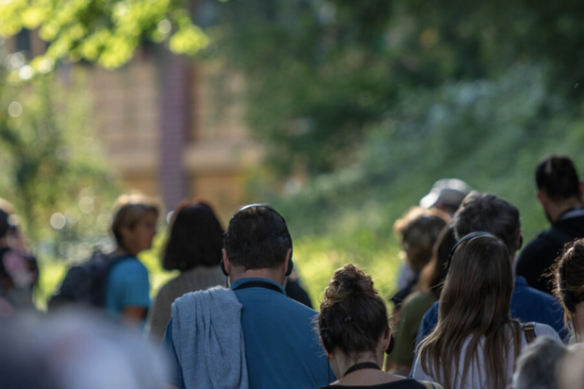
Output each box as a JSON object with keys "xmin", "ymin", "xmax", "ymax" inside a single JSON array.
[{"xmin": 1, "ymin": 154, "xmax": 584, "ymax": 389}]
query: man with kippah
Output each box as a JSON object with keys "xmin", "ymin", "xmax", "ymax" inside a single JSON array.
[
  {"xmin": 161, "ymin": 204, "xmax": 332, "ymax": 389},
  {"xmin": 516, "ymin": 155, "xmax": 584, "ymax": 295}
]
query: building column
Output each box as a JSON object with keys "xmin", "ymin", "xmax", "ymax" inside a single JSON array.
[{"xmin": 159, "ymin": 51, "xmax": 191, "ymax": 212}]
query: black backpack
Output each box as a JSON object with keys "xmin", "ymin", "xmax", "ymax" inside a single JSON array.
[{"xmin": 48, "ymin": 250, "xmax": 131, "ymax": 310}]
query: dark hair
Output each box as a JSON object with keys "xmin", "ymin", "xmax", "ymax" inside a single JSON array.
[
  {"xmin": 552, "ymin": 238, "xmax": 584, "ymax": 330},
  {"xmin": 318, "ymin": 264, "xmax": 389, "ymax": 356},
  {"xmin": 453, "ymin": 192, "xmax": 520, "ymax": 257},
  {"xmin": 418, "ymin": 225, "xmax": 457, "ymax": 298},
  {"xmin": 162, "ymin": 201, "xmax": 224, "ymax": 271},
  {"xmin": 0, "ymin": 209, "xmax": 8, "ymax": 239},
  {"xmin": 224, "ymin": 205, "xmax": 291, "ymax": 270},
  {"xmin": 536, "ymin": 155, "xmax": 581, "ymax": 202},
  {"xmin": 419, "ymin": 235, "xmax": 522, "ymax": 389}
]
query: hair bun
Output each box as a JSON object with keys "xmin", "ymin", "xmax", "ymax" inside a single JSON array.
[{"xmin": 323, "ymin": 264, "xmax": 377, "ymax": 306}]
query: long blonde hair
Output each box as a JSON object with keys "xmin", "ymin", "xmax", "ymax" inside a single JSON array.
[{"xmin": 418, "ymin": 235, "xmax": 522, "ymax": 389}]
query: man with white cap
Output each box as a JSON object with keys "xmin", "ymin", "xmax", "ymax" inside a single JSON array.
[{"xmin": 419, "ymin": 178, "xmax": 471, "ymax": 216}]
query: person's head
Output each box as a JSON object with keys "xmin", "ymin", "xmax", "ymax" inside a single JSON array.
[
  {"xmin": 552, "ymin": 238, "xmax": 584, "ymax": 334},
  {"xmin": 453, "ymin": 191, "xmax": 521, "ymax": 258},
  {"xmin": 419, "ymin": 233, "xmax": 521, "ymax": 389},
  {"xmin": 558, "ymin": 344, "xmax": 584, "ymax": 389},
  {"xmin": 512, "ymin": 337, "xmax": 567, "ymax": 389},
  {"xmin": 394, "ymin": 207, "xmax": 450, "ymax": 274},
  {"xmin": 0, "ymin": 198, "xmax": 16, "ymax": 241},
  {"xmin": 223, "ymin": 204, "xmax": 292, "ymax": 276},
  {"xmin": 418, "ymin": 225, "xmax": 457, "ymax": 297},
  {"xmin": 536, "ymin": 155, "xmax": 582, "ymax": 203},
  {"xmin": 318, "ymin": 264, "xmax": 390, "ymax": 373},
  {"xmin": 162, "ymin": 200, "xmax": 224, "ymax": 271},
  {"xmin": 420, "ymin": 178, "xmax": 471, "ymax": 215},
  {"xmin": 36, "ymin": 308, "xmax": 168, "ymax": 389},
  {"xmin": 111, "ymin": 194, "xmax": 159, "ymax": 256}
]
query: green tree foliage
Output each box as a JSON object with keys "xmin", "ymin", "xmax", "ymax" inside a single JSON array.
[
  {"xmin": 211, "ymin": 0, "xmax": 584, "ymax": 176},
  {"xmin": 0, "ymin": 0, "xmax": 208, "ymax": 71},
  {"xmin": 0, "ymin": 68, "xmax": 118, "ymax": 248}
]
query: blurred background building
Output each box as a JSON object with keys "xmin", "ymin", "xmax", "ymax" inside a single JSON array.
[{"xmin": 6, "ymin": 30, "xmax": 261, "ymax": 217}]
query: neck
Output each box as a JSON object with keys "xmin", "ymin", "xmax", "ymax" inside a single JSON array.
[
  {"xmin": 331, "ymin": 352, "xmax": 383, "ymax": 380},
  {"xmin": 574, "ymin": 306, "xmax": 584, "ymax": 341},
  {"xmin": 115, "ymin": 246, "xmax": 135, "ymax": 256},
  {"xmin": 229, "ymin": 267, "xmax": 285, "ymax": 287},
  {"xmin": 0, "ymin": 237, "xmax": 7, "ymax": 249},
  {"xmin": 547, "ymin": 198, "xmax": 583, "ymax": 223}
]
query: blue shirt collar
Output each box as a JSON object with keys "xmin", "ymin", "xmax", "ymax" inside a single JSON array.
[
  {"xmin": 230, "ymin": 277, "xmax": 286, "ymax": 294},
  {"xmin": 515, "ymin": 275, "xmax": 527, "ymax": 286}
]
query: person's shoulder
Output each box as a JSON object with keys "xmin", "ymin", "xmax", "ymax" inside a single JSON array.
[
  {"xmin": 407, "ymin": 291, "xmax": 437, "ymax": 306},
  {"xmin": 282, "ymin": 293, "xmax": 318, "ymax": 317},
  {"xmin": 517, "ymin": 230, "xmax": 552, "ymax": 260},
  {"xmin": 155, "ymin": 275, "xmax": 180, "ymax": 296},
  {"xmin": 517, "ymin": 282, "xmax": 558, "ymax": 303},
  {"xmin": 532, "ymin": 322, "xmax": 561, "ymax": 340},
  {"xmin": 112, "ymin": 257, "xmax": 147, "ymax": 271},
  {"xmin": 108, "ymin": 257, "xmax": 148, "ymax": 285},
  {"xmin": 403, "ymin": 291, "xmax": 437, "ymax": 315},
  {"xmin": 423, "ymin": 300, "xmax": 440, "ymax": 316}
]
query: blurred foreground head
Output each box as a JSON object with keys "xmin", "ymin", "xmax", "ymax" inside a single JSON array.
[
  {"xmin": 558, "ymin": 344, "xmax": 584, "ymax": 389},
  {"xmin": 513, "ymin": 337, "xmax": 567, "ymax": 389},
  {"xmin": 0, "ymin": 309, "xmax": 168, "ymax": 389}
]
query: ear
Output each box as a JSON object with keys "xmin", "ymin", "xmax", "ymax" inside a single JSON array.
[
  {"xmin": 320, "ymin": 337, "xmax": 334, "ymax": 360},
  {"xmin": 382, "ymin": 328, "xmax": 392, "ymax": 351},
  {"xmin": 516, "ymin": 231, "xmax": 523, "ymax": 252},
  {"xmin": 222, "ymin": 249, "xmax": 231, "ymax": 275},
  {"xmin": 283, "ymin": 248, "xmax": 292, "ymax": 274},
  {"xmin": 537, "ymin": 190, "xmax": 548, "ymax": 206},
  {"xmin": 579, "ymin": 180, "xmax": 584, "ymax": 197}
]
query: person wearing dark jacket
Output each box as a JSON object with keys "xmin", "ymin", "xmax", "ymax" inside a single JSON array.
[{"xmin": 516, "ymin": 155, "xmax": 584, "ymax": 295}]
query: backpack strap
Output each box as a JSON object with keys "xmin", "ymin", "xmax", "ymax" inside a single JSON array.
[
  {"xmin": 522, "ymin": 322, "xmax": 537, "ymax": 344},
  {"xmin": 420, "ymin": 381, "xmax": 444, "ymax": 389}
]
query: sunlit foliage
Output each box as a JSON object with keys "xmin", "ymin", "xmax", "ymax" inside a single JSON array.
[{"xmin": 0, "ymin": 0, "xmax": 208, "ymax": 71}]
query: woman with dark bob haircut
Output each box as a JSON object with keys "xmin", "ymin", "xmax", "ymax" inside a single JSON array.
[
  {"xmin": 146, "ymin": 200, "xmax": 225, "ymax": 341},
  {"xmin": 317, "ymin": 264, "xmax": 441, "ymax": 388}
]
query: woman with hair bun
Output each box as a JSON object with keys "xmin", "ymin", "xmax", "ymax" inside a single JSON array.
[
  {"xmin": 317, "ymin": 264, "xmax": 441, "ymax": 389},
  {"xmin": 552, "ymin": 237, "xmax": 584, "ymax": 343}
]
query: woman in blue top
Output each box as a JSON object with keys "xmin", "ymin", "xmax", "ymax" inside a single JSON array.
[{"xmin": 106, "ymin": 194, "xmax": 159, "ymax": 325}]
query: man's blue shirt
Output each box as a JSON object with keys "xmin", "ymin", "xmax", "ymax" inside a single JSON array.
[
  {"xmin": 416, "ymin": 275, "xmax": 568, "ymax": 349},
  {"xmin": 162, "ymin": 277, "xmax": 333, "ymax": 389}
]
